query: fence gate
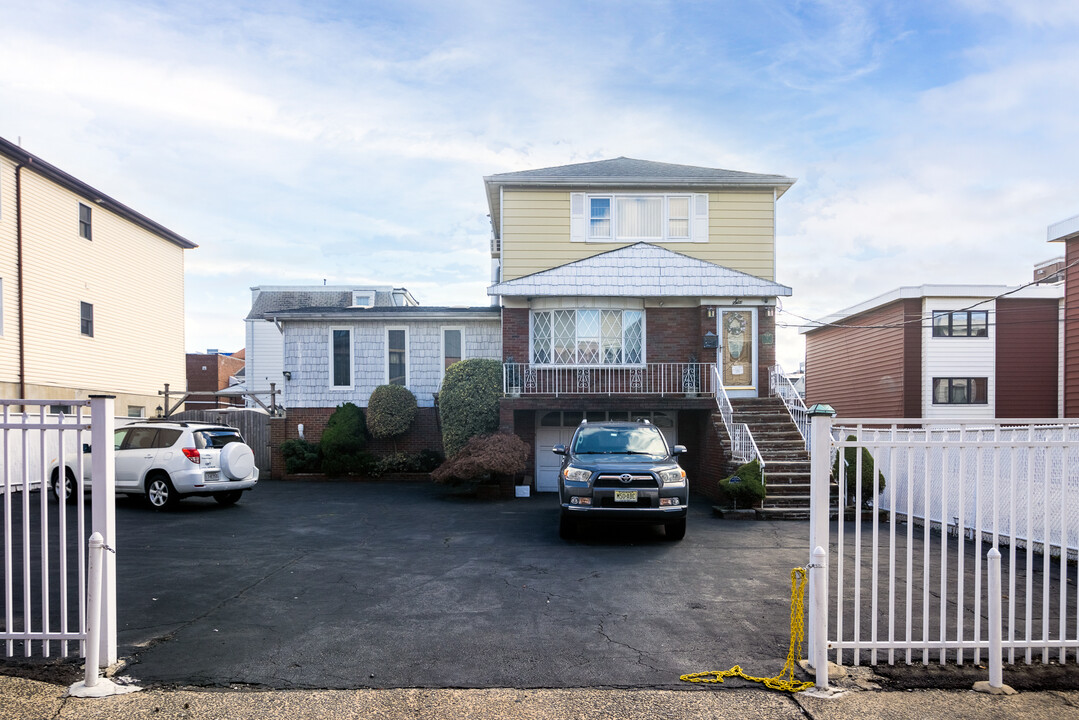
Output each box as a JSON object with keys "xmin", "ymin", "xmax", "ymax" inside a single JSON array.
[
  {"xmin": 1, "ymin": 397, "xmax": 116, "ymax": 666},
  {"xmin": 167, "ymin": 409, "xmax": 270, "ymax": 475},
  {"xmin": 808, "ymin": 415, "xmax": 1079, "ymax": 677}
]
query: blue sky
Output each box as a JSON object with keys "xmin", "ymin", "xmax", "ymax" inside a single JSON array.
[{"xmin": 2, "ymin": 0, "xmax": 1077, "ymax": 369}]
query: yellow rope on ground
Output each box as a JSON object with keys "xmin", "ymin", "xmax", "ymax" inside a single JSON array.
[{"xmin": 680, "ymin": 567, "xmax": 816, "ymax": 693}]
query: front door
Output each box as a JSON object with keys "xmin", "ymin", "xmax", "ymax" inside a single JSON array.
[{"xmin": 719, "ymin": 308, "xmax": 756, "ymax": 391}]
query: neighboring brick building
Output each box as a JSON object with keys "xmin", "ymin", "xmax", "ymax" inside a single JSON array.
[{"xmin": 185, "ymin": 351, "xmax": 246, "ymax": 410}]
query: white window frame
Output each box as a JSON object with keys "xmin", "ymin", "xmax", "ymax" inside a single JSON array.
[
  {"xmin": 80, "ymin": 301, "xmax": 94, "ymax": 338},
  {"xmin": 440, "ymin": 326, "xmax": 465, "ymax": 380},
  {"xmin": 528, "ymin": 309, "xmax": 647, "ymax": 367},
  {"xmin": 351, "ymin": 291, "xmax": 374, "ymax": 308},
  {"xmin": 385, "ymin": 327, "xmax": 410, "ymax": 386},
  {"xmin": 584, "ymin": 193, "xmax": 696, "ymax": 243},
  {"xmin": 329, "ymin": 327, "xmax": 353, "ymax": 389},
  {"xmin": 78, "ymin": 202, "xmax": 92, "ymax": 241}
]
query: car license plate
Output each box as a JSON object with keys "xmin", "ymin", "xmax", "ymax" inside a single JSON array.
[
  {"xmin": 205, "ymin": 471, "xmax": 221, "ymax": 482},
  {"xmin": 614, "ymin": 490, "xmax": 637, "ymax": 503}
]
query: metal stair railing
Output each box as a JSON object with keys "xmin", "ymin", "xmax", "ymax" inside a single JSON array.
[
  {"xmin": 769, "ymin": 364, "xmax": 810, "ymax": 452},
  {"xmin": 713, "ymin": 366, "xmax": 766, "ymax": 473}
]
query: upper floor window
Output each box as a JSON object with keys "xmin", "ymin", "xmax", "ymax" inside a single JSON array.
[
  {"xmin": 932, "ymin": 377, "xmax": 987, "ymax": 404},
  {"xmin": 79, "ymin": 203, "xmax": 92, "ymax": 240},
  {"xmin": 531, "ymin": 309, "xmax": 644, "ymax": 365},
  {"xmin": 351, "ymin": 291, "xmax": 373, "ymax": 307},
  {"xmin": 387, "ymin": 328, "xmax": 408, "ymax": 385},
  {"xmin": 932, "ymin": 310, "xmax": 988, "ymax": 337},
  {"xmin": 576, "ymin": 192, "xmax": 707, "ymax": 243},
  {"xmin": 80, "ymin": 302, "xmax": 94, "ymax": 337}
]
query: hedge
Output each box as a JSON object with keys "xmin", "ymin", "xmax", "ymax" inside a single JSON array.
[{"xmin": 438, "ymin": 358, "xmax": 503, "ymax": 458}]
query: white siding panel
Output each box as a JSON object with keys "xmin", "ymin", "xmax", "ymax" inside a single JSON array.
[{"xmin": 922, "ymin": 298, "xmax": 996, "ymax": 420}]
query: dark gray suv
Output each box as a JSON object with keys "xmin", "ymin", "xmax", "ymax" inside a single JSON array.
[{"xmin": 554, "ymin": 419, "xmax": 688, "ymax": 541}]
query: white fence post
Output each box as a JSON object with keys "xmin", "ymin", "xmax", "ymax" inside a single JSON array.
[
  {"xmin": 988, "ymin": 547, "xmax": 1003, "ymax": 688},
  {"xmin": 83, "ymin": 533, "xmax": 105, "ymax": 688},
  {"xmin": 89, "ymin": 396, "xmax": 116, "ymax": 666},
  {"xmin": 811, "ymin": 545, "xmax": 829, "ymax": 690},
  {"xmin": 808, "ymin": 413, "xmax": 833, "ymax": 671}
]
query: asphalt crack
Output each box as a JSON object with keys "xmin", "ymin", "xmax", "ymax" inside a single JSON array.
[{"xmin": 596, "ymin": 616, "xmax": 661, "ymax": 672}]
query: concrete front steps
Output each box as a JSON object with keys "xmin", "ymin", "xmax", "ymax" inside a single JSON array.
[{"xmin": 720, "ymin": 397, "xmax": 836, "ymax": 520}]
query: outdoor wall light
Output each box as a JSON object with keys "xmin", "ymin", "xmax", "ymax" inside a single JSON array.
[{"xmin": 282, "ymin": 371, "xmax": 292, "ymax": 381}]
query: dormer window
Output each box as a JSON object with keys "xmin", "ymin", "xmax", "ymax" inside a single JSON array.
[
  {"xmin": 574, "ymin": 192, "xmax": 708, "ymax": 243},
  {"xmin": 351, "ymin": 291, "xmax": 373, "ymax": 308}
]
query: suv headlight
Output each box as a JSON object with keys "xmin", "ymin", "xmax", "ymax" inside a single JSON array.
[
  {"xmin": 658, "ymin": 468, "xmax": 686, "ymax": 485},
  {"xmin": 562, "ymin": 466, "xmax": 592, "ymax": 483}
]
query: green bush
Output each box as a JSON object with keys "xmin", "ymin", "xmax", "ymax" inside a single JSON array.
[
  {"xmin": 280, "ymin": 438, "xmax": 320, "ymax": 474},
  {"xmin": 366, "ymin": 385, "xmax": 418, "ymax": 442},
  {"xmin": 438, "ymin": 358, "xmax": 503, "ymax": 458},
  {"xmin": 319, "ymin": 402, "xmax": 371, "ymax": 476},
  {"xmin": 832, "ymin": 436, "xmax": 886, "ymax": 506},
  {"xmin": 718, "ymin": 459, "xmax": 767, "ymax": 509}
]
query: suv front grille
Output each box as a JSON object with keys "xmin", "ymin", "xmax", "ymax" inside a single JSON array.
[{"xmin": 594, "ymin": 474, "xmax": 657, "ymax": 489}]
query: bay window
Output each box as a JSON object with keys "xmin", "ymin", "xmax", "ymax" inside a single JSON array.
[{"xmin": 531, "ymin": 309, "xmax": 644, "ymax": 365}]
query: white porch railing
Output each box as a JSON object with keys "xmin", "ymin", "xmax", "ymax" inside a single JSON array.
[
  {"xmin": 713, "ymin": 366, "xmax": 765, "ymax": 470},
  {"xmin": 769, "ymin": 364, "xmax": 809, "ymax": 451},
  {"xmin": 2, "ymin": 397, "xmax": 116, "ymax": 667},
  {"xmin": 502, "ymin": 363, "xmax": 715, "ymax": 397},
  {"xmin": 808, "ymin": 416, "xmax": 1079, "ymax": 685}
]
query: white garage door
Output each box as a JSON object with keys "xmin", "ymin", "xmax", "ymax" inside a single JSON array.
[{"xmin": 534, "ymin": 411, "xmax": 678, "ymax": 493}]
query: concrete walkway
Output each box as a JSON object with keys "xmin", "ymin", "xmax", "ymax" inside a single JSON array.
[{"xmin": 4, "ymin": 675, "xmax": 1079, "ymax": 720}]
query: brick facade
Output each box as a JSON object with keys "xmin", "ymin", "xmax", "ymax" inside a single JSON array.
[{"xmin": 185, "ymin": 353, "xmax": 245, "ymax": 410}]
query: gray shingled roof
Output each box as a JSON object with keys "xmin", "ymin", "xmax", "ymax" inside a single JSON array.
[
  {"xmin": 485, "ymin": 156, "xmax": 793, "ymax": 184},
  {"xmin": 487, "ymin": 243, "xmax": 792, "ymax": 298},
  {"xmin": 245, "ymin": 287, "xmax": 404, "ymax": 320},
  {"xmin": 266, "ymin": 306, "xmax": 500, "ymax": 321},
  {"xmin": 484, "ymin": 156, "xmax": 795, "ymax": 234}
]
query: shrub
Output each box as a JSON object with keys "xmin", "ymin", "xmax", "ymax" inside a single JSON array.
[
  {"xmin": 366, "ymin": 450, "xmax": 445, "ymax": 478},
  {"xmin": 718, "ymin": 459, "xmax": 767, "ymax": 509},
  {"xmin": 366, "ymin": 385, "xmax": 418, "ymax": 444},
  {"xmin": 431, "ymin": 432, "xmax": 529, "ymax": 485},
  {"xmin": 280, "ymin": 438, "xmax": 320, "ymax": 474},
  {"xmin": 832, "ymin": 436, "xmax": 886, "ymax": 506},
  {"xmin": 438, "ymin": 358, "xmax": 503, "ymax": 458},
  {"xmin": 319, "ymin": 402, "xmax": 370, "ymax": 476}
]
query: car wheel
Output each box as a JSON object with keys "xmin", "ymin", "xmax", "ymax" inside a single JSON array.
[
  {"xmin": 213, "ymin": 490, "xmax": 243, "ymax": 506},
  {"xmin": 52, "ymin": 468, "xmax": 77, "ymax": 504},
  {"xmin": 559, "ymin": 511, "xmax": 576, "ymax": 540},
  {"xmin": 145, "ymin": 475, "xmax": 179, "ymax": 511},
  {"xmin": 665, "ymin": 518, "xmax": 686, "ymax": 541}
]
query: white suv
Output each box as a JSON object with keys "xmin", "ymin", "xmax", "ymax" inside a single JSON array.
[{"xmin": 51, "ymin": 420, "xmax": 259, "ymax": 509}]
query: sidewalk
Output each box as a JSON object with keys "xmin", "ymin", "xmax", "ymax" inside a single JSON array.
[{"xmin": 4, "ymin": 676, "xmax": 1079, "ymax": 720}]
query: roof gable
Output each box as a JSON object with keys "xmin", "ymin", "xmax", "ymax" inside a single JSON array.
[{"xmin": 487, "ymin": 242, "xmax": 792, "ymax": 298}]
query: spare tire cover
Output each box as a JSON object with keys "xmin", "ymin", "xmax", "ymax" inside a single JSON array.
[{"xmin": 220, "ymin": 442, "xmax": 255, "ymax": 480}]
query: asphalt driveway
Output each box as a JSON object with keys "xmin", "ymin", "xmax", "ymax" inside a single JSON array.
[{"xmin": 110, "ymin": 480, "xmax": 811, "ymax": 689}]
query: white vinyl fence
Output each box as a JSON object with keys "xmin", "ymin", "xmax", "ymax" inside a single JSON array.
[
  {"xmin": 809, "ymin": 416, "xmax": 1079, "ymax": 680},
  {"xmin": 1, "ymin": 398, "xmax": 116, "ymax": 666}
]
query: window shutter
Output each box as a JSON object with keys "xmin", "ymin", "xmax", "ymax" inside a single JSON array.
[
  {"xmin": 570, "ymin": 193, "xmax": 586, "ymax": 242},
  {"xmin": 692, "ymin": 193, "xmax": 709, "ymax": 243}
]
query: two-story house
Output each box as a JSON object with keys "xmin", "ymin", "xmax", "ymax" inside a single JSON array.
[
  {"xmin": 0, "ymin": 136, "xmax": 194, "ymax": 416},
  {"xmin": 484, "ymin": 157, "xmax": 796, "ymax": 491},
  {"xmin": 802, "ymin": 280, "xmax": 1064, "ymax": 421}
]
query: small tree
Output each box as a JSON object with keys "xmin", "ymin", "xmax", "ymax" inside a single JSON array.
[
  {"xmin": 431, "ymin": 433, "xmax": 529, "ymax": 485},
  {"xmin": 367, "ymin": 384, "xmax": 417, "ymax": 451},
  {"xmin": 832, "ymin": 436, "xmax": 886, "ymax": 507},
  {"xmin": 319, "ymin": 402, "xmax": 370, "ymax": 476},
  {"xmin": 438, "ymin": 358, "xmax": 503, "ymax": 458}
]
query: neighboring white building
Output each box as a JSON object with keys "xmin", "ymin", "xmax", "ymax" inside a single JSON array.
[{"xmin": 244, "ymin": 286, "xmax": 417, "ymax": 407}]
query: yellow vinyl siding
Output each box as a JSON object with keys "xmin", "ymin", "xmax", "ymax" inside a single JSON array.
[
  {"xmin": 0, "ymin": 157, "xmax": 21, "ymax": 382},
  {"xmin": 500, "ymin": 189, "xmax": 776, "ymax": 281},
  {"xmin": 14, "ymin": 170, "xmax": 186, "ymax": 398}
]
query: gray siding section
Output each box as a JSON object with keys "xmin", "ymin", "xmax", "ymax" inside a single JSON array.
[{"xmin": 283, "ymin": 319, "xmax": 502, "ymax": 408}]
